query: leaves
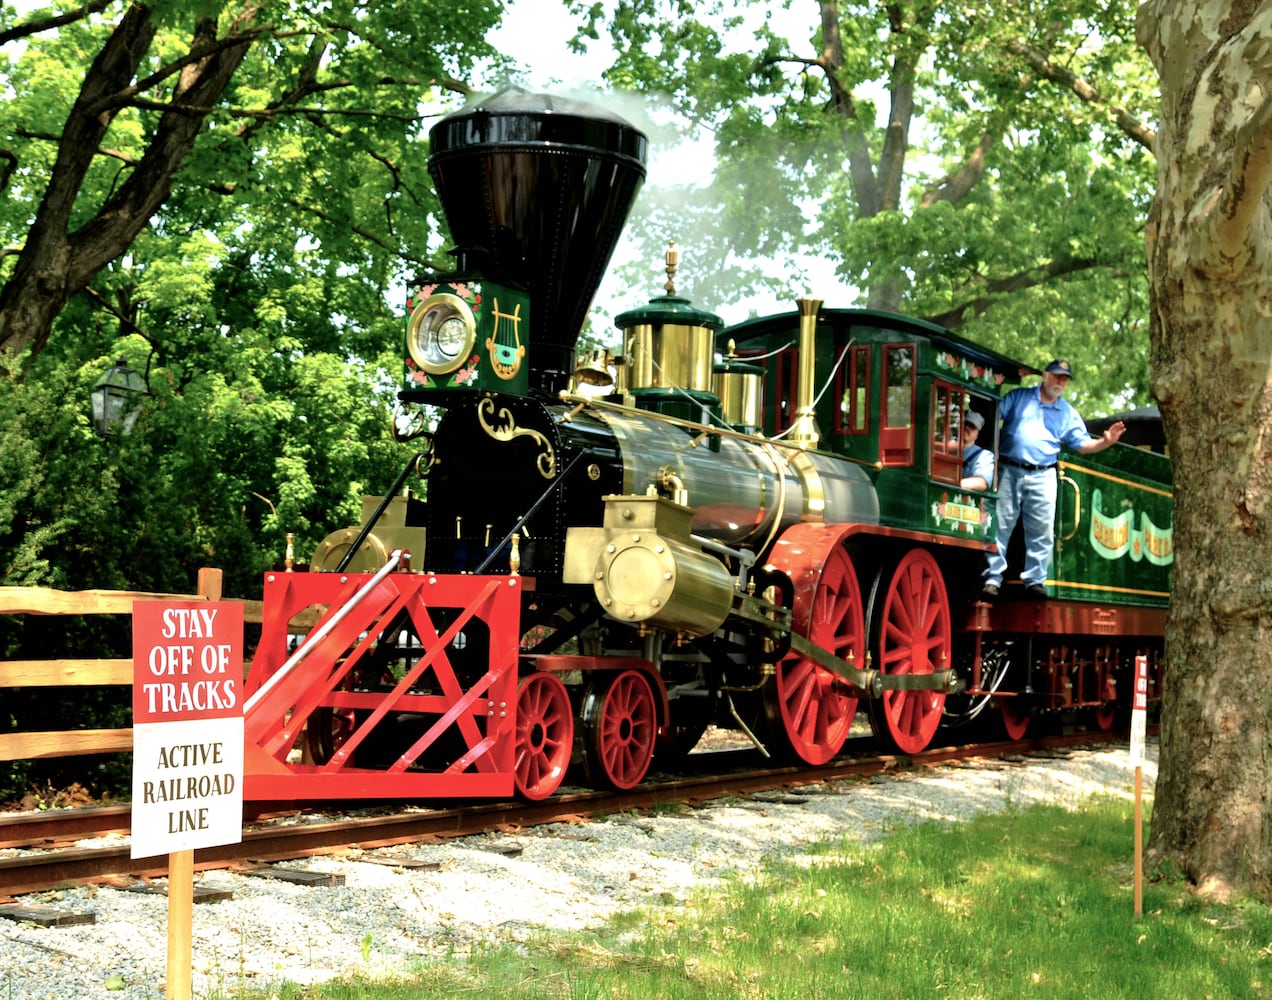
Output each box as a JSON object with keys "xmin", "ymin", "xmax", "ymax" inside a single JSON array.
[
  {"xmin": 0, "ymin": 1, "xmax": 501, "ymax": 594},
  {"xmin": 584, "ymin": 0, "xmax": 1157, "ymax": 411}
]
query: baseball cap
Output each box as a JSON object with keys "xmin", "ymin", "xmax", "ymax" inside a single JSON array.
[
  {"xmin": 1044, "ymin": 359, "xmax": 1073, "ymax": 377},
  {"xmin": 962, "ymin": 410, "xmax": 984, "ymax": 430}
]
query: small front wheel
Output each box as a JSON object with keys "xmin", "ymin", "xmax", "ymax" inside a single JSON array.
[
  {"xmin": 580, "ymin": 669, "xmax": 657, "ymax": 790},
  {"xmin": 513, "ymin": 672, "xmax": 574, "ymax": 800}
]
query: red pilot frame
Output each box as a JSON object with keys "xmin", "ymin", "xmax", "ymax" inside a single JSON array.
[{"xmin": 242, "ymin": 567, "xmax": 522, "ymax": 800}]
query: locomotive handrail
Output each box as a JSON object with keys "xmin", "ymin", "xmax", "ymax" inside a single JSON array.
[
  {"xmin": 1058, "ymin": 470, "xmax": 1082, "ymax": 542},
  {"xmin": 243, "ymin": 549, "xmax": 404, "ymax": 715},
  {"xmin": 557, "ymin": 391, "xmax": 881, "ymax": 467},
  {"xmin": 689, "ymin": 532, "xmax": 756, "ymax": 581},
  {"xmin": 333, "ymin": 450, "xmax": 431, "ymax": 573}
]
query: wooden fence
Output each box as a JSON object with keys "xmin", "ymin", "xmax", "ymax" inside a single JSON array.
[{"xmin": 0, "ymin": 569, "xmax": 267, "ymax": 766}]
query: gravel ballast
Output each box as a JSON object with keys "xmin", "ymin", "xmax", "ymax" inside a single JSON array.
[{"xmin": 0, "ymin": 744, "xmax": 1157, "ymax": 1000}]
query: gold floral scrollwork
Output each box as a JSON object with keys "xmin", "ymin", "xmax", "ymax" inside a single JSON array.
[{"xmin": 477, "ymin": 397, "xmax": 556, "ymax": 478}]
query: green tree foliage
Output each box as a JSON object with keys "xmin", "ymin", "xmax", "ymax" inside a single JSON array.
[
  {"xmin": 0, "ymin": 0, "xmax": 506, "ymax": 596},
  {"xmin": 0, "ymin": 0, "xmax": 510, "ymax": 800},
  {"xmin": 576, "ymin": 0, "xmax": 1159, "ymax": 412}
]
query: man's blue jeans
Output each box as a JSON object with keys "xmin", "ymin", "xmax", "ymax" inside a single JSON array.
[{"xmin": 984, "ymin": 464, "xmax": 1056, "ymax": 588}]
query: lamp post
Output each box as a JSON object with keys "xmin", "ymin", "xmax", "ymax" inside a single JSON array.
[{"xmin": 91, "ymin": 359, "xmax": 147, "ymax": 436}]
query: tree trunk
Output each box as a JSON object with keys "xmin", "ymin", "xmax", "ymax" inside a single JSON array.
[{"xmin": 1138, "ymin": 1, "xmax": 1272, "ymax": 899}]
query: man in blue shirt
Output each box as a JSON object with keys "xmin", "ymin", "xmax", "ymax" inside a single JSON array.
[
  {"xmin": 981, "ymin": 360, "xmax": 1125, "ymax": 599},
  {"xmin": 959, "ymin": 410, "xmax": 994, "ymax": 490}
]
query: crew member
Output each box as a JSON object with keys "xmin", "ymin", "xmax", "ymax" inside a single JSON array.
[
  {"xmin": 959, "ymin": 410, "xmax": 994, "ymax": 491},
  {"xmin": 982, "ymin": 360, "xmax": 1125, "ymax": 599}
]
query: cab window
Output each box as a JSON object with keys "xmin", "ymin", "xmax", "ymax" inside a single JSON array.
[
  {"xmin": 834, "ymin": 345, "xmax": 870, "ymax": 436},
  {"xmin": 880, "ymin": 344, "xmax": 915, "ymax": 466},
  {"xmin": 931, "ymin": 382, "xmax": 969, "ymax": 483}
]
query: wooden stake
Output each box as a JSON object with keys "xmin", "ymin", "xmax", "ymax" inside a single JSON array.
[
  {"xmin": 1134, "ymin": 765, "xmax": 1143, "ymax": 917},
  {"xmin": 166, "ymin": 849, "xmax": 194, "ymax": 1000},
  {"xmin": 166, "ymin": 567, "xmax": 223, "ymax": 998}
]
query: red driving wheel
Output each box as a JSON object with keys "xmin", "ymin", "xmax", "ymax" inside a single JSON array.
[
  {"xmin": 868, "ymin": 548, "xmax": 951, "ymax": 754},
  {"xmin": 766, "ymin": 528, "xmax": 864, "ymax": 765}
]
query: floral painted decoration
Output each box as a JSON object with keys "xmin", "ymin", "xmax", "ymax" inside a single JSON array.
[{"xmin": 935, "ymin": 351, "xmax": 1004, "ymax": 389}]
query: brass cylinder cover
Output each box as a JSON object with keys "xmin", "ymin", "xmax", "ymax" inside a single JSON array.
[
  {"xmin": 593, "ymin": 530, "xmax": 734, "ymax": 637},
  {"xmin": 310, "ymin": 528, "xmax": 388, "ymax": 573}
]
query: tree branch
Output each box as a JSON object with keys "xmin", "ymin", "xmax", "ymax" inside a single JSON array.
[
  {"xmin": 919, "ymin": 133, "xmax": 1001, "ymax": 207},
  {"xmin": 81, "ymin": 25, "xmax": 274, "ymax": 119},
  {"xmin": 816, "ymin": 0, "xmax": 881, "ymax": 216},
  {"xmin": 67, "ymin": 15, "xmax": 257, "ymax": 286},
  {"xmin": 923, "ymin": 255, "xmax": 1101, "ymax": 329},
  {"xmin": 0, "ymin": 0, "xmax": 114, "ymax": 47},
  {"xmin": 1007, "ymin": 39, "xmax": 1157, "ymax": 151}
]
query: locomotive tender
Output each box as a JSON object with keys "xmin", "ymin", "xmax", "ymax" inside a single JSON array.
[{"xmin": 241, "ymin": 89, "xmax": 1170, "ymax": 803}]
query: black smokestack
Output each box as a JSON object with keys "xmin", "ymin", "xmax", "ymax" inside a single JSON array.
[{"xmin": 427, "ymin": 87, "xmax": 648, "ymax": 395}]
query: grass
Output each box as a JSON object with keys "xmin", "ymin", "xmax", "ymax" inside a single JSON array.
[{"xmin": 198, "ymin": 797, "xmax": 1272, "ymax": 999}]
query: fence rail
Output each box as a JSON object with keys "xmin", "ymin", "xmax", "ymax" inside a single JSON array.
[{"xmin": 0, "ymin": 569, "xmax": 271, "ymax": 764}]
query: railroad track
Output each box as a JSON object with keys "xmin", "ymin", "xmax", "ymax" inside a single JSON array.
[{"xmin": 0, "ymin": 729, "xmax": 1116, "ymax": 898}]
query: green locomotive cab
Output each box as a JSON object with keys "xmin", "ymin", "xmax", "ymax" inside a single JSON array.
[{"xmin": 721, "ymin": 308, "xmax": 1030, "ymax": 549}]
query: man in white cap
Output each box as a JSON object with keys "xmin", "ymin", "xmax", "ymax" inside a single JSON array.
[
  {"xmin": 981, "ymin": 360, "xmax": 1125, "ymax": 599},
  {"xmin": 959, "ymin": 410, "xmax": 994, "ymax": 490}
]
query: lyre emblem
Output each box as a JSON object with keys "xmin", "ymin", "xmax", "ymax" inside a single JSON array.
[{"xmin": 487, "ymin": 298, "xmax": 525, "ymax": 380}]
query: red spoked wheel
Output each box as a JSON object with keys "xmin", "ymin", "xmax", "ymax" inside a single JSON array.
[
  {"xmin": 513, "ymin": 672, "xmax": 574, "ymax": 801},
  {"xmin": 765, "ymin": 541, "xmax": 863, "ymax": 765},
  {"xmin": 868, "ymin": 549, "xmax": 951, "ymax": 754},
  {"xmin": 303, "ymin": 706, "xmax": 356, "ymax": 764},
  {"xmin": 1000, "ymin": 697, "xmax": 1031, "ymax": 740},
  {"xmin": 580, "ymin": 669, "xmax": 657, "ymax": 790},
  {"xmin": 1092, "ymin": 702, "xmax": 1116, "ymax": 731}
]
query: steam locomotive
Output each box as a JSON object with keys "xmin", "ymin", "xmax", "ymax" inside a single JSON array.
[{"xmin": 240, "ymin": 88, "xmax": 1170, "ymax": 803}]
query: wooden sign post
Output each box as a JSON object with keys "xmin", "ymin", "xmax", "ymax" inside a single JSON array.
[{"xmin": 131, "ymin": 569, "xmax": 243, "ymax": 1000}]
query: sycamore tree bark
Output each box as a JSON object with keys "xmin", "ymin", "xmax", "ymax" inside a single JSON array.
[{"xmin": 1138, "ymin": 2, "xmax": 1272, "ymax": 898}]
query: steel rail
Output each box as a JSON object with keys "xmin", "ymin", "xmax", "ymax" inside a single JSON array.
[{"xmin": 0, "ymin": 730, "xmax": 1119, "ymax": 898}]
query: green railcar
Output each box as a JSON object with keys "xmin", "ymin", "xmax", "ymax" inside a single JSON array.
[{"xmin": 1051, "ymin": 445, "xmax": 1173, "ymax": 607}]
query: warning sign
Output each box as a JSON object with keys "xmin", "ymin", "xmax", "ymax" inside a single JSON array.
[
  {"xmin": 1128, "ymin": 653, "xmax": 1148, "ymax": 765},
  {"xmin": 131, "ymin": 602, "xmax": 244, "ymax": 860}
]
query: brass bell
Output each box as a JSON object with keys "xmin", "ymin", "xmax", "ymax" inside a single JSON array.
[{"xmin": 574, "ymin": 347, "xmax": 615, "ymax": 388}]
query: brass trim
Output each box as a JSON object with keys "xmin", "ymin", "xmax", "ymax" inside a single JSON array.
[
  {"xmin": 1057, "ymin": 460, "xmax": 1173, "ymax": 498},
  {"xmin": 407, "ymin": 292, "xmax": 477, "ymax": 374},
  {"xmin": 788, "ymin": 448, "xmax": 825, "ymax": 518},
  {"xmin": 1058, "ymin": 470, "xmax": 1082, "ymax": 542},
  {"xmin": 477, "ymin": 397, "xmax": 556, "ymax": 478},
  {"xmin": 1044, "ymin": 579, "xmax": 1171, "ymax": 599}
]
